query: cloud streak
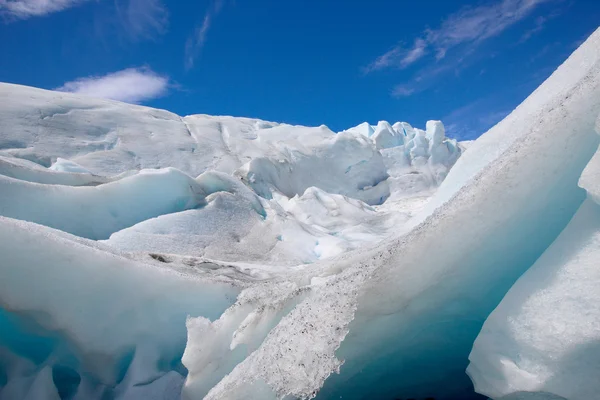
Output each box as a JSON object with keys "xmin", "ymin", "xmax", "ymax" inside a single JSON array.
[
  {"xmin": 115, "ymin": 0, "xmax": 168, "ymax": 41},
  {"xmin": 365, "ymin": 38, "xmax": 427, "ymax": 73},
  {"xmin": 184, "ymin": 0, "xmax": 224, "ymax": 70},
  {"xmin": 391, "ymin": 85, "xmax": 415, "ymax": 98},
  {"xmin": 56, "ymin": 67, "xmax": 170, "ymax": 103},
  {"xmin": 365, "ymin": 0, "xmax": 552, "ymax": 74},
  {"xmin": 0, "ymin": 0, "xmax": 92, "ymax": 19}
]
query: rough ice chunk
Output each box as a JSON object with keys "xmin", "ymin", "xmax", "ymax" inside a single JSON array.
[
  {"xmin": 426, "ymin": 120, "xmax": 445, "ymax": 146},
  {"xmin": 48, "ymin": 158, "xmax": 93, "ymax": 174},
  {"xmin": 371, "ymin": 120, "xmax": 403, "ymax": 149},
  {"xmin": 106, "ymin": 183, "xmax": 406, "ymax": 266},
  {"xmin": 235, "ymin": 129, "xmax": 390, "ymax": 205},
  {"xmin": 341, "ymin": 122, "xmax": 375, "ymax": 137}
]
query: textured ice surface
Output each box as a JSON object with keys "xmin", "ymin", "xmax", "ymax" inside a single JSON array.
[
  {"xmin": 0, "ymin": 168, "xmax": 207, "ymax": 239},
  {"xmin": 0, "ymin": 155, "xmax": 121, "ymax": 186},
  {"xmin": 0, "ymin": 217, "xmax": 239, "ymax": 400},
  {"xmin": 105, "ymin": 184, "xmax": 407, "ymax": 265},
  {"xmin": 234, "ymin": 128, "xmax": 390, "ymax": 205},
  {"xmin": 467, "ymin": 114, "xmax": 600, "ymax": 400}
]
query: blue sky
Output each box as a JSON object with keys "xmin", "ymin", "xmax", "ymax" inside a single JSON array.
[{"xmin": 0, "ymin": 0, "xmax": 598, "ymax": 139}]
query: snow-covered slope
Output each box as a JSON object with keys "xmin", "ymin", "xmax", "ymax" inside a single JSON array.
[{"xmin": 2, "ymin": 27, "xmax": 599, "ymax": 400}]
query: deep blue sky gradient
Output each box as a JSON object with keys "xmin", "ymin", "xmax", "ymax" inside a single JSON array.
[{"xmin": 1, "ymin": 0, "xmax": 599, "ymax": 139}]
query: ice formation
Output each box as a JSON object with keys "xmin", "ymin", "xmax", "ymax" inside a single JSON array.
[
  {"xmin": 1, "ymin": 25, "xmax": 600, "ymax": 400},
  {"xmin": 467, "ymin": 116, "xmax": 600, "ymax": 399}
]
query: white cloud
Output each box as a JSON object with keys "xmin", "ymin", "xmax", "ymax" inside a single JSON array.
[
  {"xmin": 366, "ymin": 0, "xmax": 552, "ymax": 72},
  {"xmin": 518, "ymin": 15, "xmax": 547, "ymax": 43},
  {"xmin": 2, "ymin": 0, "xmax": 169, "ymax": 42},
  {"xmin": 185, "ymin": 0, "xmax": 224, "ymax": 70},
  {"xmin": 0, "ymin": 0, "xmax": 92, "ymax": 19},
  {"xmin": 427, "ymin": 0, "xmax": 551, "ymax": 59},
  {"xmin": 56, "ymin": 67, "xmax": 170, "ymax": 103},
  {"xmin": 115, "ymin": 0, "xmax": 168, "ymax": 40}
]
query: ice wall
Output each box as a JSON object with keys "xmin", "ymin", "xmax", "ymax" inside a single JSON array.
[
  {"xmin": 467, "ymin": 115, "xmax": 600, "ymax": 400},
  {"xmin": 0, "ymin": 217, "xmax": 239, "ymax": 400}
]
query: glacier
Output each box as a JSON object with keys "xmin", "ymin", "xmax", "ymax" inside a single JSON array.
[
  {"xmin": 467, "ymin": 117, "xmax": 600, "ymax": 400},
  {"xmin": 1, "ymin": 25, "xmax": 600, "ymax": 400}
]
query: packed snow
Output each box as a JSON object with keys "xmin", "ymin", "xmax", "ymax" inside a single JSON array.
[{"xmin": 1, "ymin": 26, "xmax": 600, "ymax": 400}]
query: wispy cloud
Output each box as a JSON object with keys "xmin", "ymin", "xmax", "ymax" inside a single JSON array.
[
  {"xmin": 114, "ymin": 0, "xmax": 168, "ymax": 41},
  {"xmin": 56, "ymin": 67, "xmax": 170, "ymax": 103},
  {"xmin": 364, "ymin": 0, "xmax": 556, "ymax": 97},
  {"xmin": 391, "ymin": 85, "xmax": 416, "ymax": 98},
  {"xmin": 365, "ymin": 38, "xmax": 427, "ymax": 72},
  {"xmin": 0, "ymin": 0, "xmax": 92, "ymax": 19},
  {"xmin": 184, "ymin": 0, "xmax": 224, "ymax": 70},
  {"xmin": 518, "ymin": 15, "xmax": 547, "ymax": 43},
  {"xmin": 425, "ymin": 0, "xmax": 551, "ymax": 59}
]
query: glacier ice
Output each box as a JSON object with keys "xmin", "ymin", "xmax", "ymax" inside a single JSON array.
[
  {"xmin": 2, "ymin": 26, "xmax": 600, "ymax": 400},
  {"xmin": 105, "ymin": 184, "xmax": 406, "ymax": 265},
  {"xmin": 234, "ymin": 128, "xmax": 391, "ymax": 206},
  {"xmin": 0, "ymin": 217, "xmax": 239, "ymax": 400},
  {"xmin": 0, "ymin": 78, "xmax": 463, "ymax": 399},
  {"xmin": 0, "ymin": 168, "xmax": 208, "ymax": 239},
  {"xmin": 189, "ymin": 27, "xmax": 600, "ymax": 400},
  {"xmin": 467, "ymin": 115, "xmax": 600, "ymax": 399},
  {"xmin": 0, "ymin": 155, "xmax": 121, "ymax": 186}
]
